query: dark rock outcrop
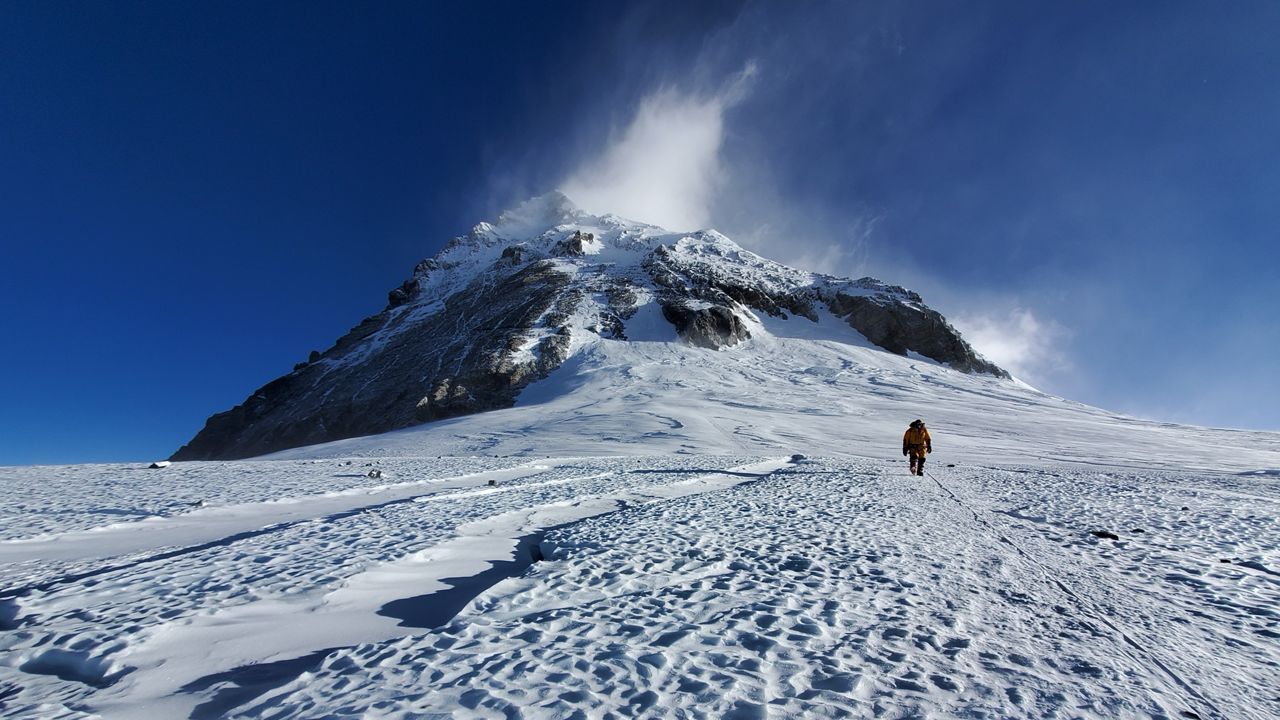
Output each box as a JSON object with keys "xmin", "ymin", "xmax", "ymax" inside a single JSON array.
[
  {"xmin": 172, "ymin": 260, "xmax": 575, "ymax": 460},
  {"xmin": 386, "ymin": 278, "xmax": 418, "ymax": 308},
  {"xmin": 660, "ymin": 302, "xmax": 751, "ymax": 349},
  {"xmin": 643, "ymin": 237, "xmax": 1006, "ymax": 377},
  {"xmin": 554, "ymin": 231, "xmax": 594, "ymax": 256},
  {"xmin": 825, "ymin": 291, "xmax": 1006, "ymax": 376},
  {"xmin": 642, "ymin": 241, "xmax": 816, "ymax": 321},
  {"xmin": 500, "ymin": 244, "xmax": 529, "ymax": 266}
]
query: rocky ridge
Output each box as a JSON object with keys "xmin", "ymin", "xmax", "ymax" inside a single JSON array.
[{"xmin": 173, "ymin": 193, "xmax": 1006, "ymax": 460}]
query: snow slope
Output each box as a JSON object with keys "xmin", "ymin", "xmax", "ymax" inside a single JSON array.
[
  {"xmin": 269, "ymin": 307, "xmax": 1278, "ymax": 475},
  {"xmin": 3, "ymin": 202, "xmax": 1279, "ymax": 718},
  {"xmin": 3, "ymin": 315, "xmax": 1278, "ymax": 718}
]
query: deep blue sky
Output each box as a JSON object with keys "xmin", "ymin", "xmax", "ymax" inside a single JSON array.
[{"xmin": 2, "ymin": 1, "xmax": 1277, "ymax": 465}]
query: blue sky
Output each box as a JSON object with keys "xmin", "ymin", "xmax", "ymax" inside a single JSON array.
[{"xmin": 2, "ymin": 1, "xmax": 1277, "ymax": 465}]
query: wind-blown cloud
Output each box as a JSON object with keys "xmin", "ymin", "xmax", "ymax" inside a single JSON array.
[
  {"xmin": 503, "ymin": 1, "xmax": 1275, "ymax": 431},
  {"xmin": 950, "ymin": 308, "xmax": 1069, "ymax": 387},
  {"xmin": 561, "ymin": 64, "xmax": 756, "ymax": 231}
]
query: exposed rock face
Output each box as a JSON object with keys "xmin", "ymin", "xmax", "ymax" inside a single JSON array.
[
  {"xmin": 639, "ymin": 233, "xmax": 1006, "ymax": 376},
  {"xmin": 825, "ymin": 291, "xmax": 1005, "ymax": 376},
  {"xmin": 173, "ymin": 192, "xmax": 1006, "ymax": 460},
  {"xmin": 644, "ymin": 242, "xmax": 817, "ymax": 323},
  {"xmin": 553, "ymin": 231, "xmax": 594, "ymax": 256},
  {"xmin": 174, "ymin": 259, "xmax": 576, "ymax": 461},
  {"xmin": 499, "ymin": 244, "xmax": 528, "ymax": 266},
  {"xmin": 660, "ymin": 302, "xmax": 751, "ymax": 349}
]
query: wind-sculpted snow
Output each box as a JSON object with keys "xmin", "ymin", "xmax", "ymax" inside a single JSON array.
[
  {"xmin": 2, "ymin": 453, "xmax": 1277, "ymax": 719},
  {"xmin": 0, "ymin": 455, "xmax": 771, "ymax": 718},
  {"xmin": 0, "ymin": 457, "xmax": 515, "ymax": 542},
  {"xmin": 244, "ymin": 461, "xmax": 1280, "ymax": 720}
]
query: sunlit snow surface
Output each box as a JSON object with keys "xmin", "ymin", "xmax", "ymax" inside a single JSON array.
[{"xmin": 3, "ymin": 330, "xmax": 1279, "ymax": 719}]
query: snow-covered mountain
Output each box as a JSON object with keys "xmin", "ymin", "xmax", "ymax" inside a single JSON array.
[
  {"xmin": 173, "ymin": 192, "xmax": 1006, "ymax": 461},
  {"xmin": 5, "ymin": 194, "xmax": 1279, "ymax": 719}
]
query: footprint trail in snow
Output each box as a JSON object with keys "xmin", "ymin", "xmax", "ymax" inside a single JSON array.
[{"xmin": 2, "ymin": 454, "xmax": 1275, "ymax": 718}]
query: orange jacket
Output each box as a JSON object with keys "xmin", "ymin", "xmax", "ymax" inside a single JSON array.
[{"xmin": 903, "ymin": 426, "xmax": 931, "ymax": 453}]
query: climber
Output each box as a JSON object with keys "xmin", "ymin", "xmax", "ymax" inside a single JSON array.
[{"xmin": 902, "ymin": 419, "xmax": 932, "ymax": 476}]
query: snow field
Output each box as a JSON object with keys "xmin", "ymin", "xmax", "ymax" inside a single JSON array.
[
  {"xmin": 1, "ymin": 454, "xmax": 1277, "ymax": 718},
  {"xmin": 2, "ymin": 323, "xmax": 1278, "ymax": 718},
  {"xmin": 235, "ymin": 458, "xmax": 1279, "ymax": 720},
  {"xmin": 0, "ymin": 456, "xmax": 518, "ymax": 542},
  {"xmin": 0, "ymin": 455, "xmax": 771, "ymax": 718},
  {"xmin": 952, "ymin": 465, "xmax": 1280, "ymax": 715}
]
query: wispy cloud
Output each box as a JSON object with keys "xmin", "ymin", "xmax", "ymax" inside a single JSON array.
[
  {"xmin": 560, "ymin": 64, "xmax": 757, "ymax": 231},
  {"xmin": 950, "ymin": 308, "xmax": 1070, "ymax": 387}
]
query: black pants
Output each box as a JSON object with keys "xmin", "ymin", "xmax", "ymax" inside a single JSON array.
[{"xmin": 907, "ymin": 447, "xmax": 927, "ymax": 474}]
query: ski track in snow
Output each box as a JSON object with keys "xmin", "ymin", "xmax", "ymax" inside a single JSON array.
[{"xmin": 1, "ymin": 454, "xmax": 1277, "ymax": 719}]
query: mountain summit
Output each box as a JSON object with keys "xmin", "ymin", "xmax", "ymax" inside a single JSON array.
[{"xmin": 173, "ymin": 193, "xmax": 1005, "ymax": 461}]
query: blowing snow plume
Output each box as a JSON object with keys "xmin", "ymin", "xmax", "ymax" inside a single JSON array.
[
  {"xmin": 951, "ymin": 307, "xmax": 1069, "ymax": 388},
  {"xmin": 561, "ymin": 64, "xmax": 756, "ymax": 232}
]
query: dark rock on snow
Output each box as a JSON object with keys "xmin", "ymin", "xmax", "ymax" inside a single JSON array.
[{"xmin": 660, "ymin": 302, "xmax": 751, "ymax": 349}]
